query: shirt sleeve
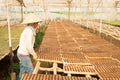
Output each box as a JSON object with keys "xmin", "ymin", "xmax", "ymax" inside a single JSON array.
[{"xmin": 26, "ymin": 28, "xmax": 36, "ymax": 56}]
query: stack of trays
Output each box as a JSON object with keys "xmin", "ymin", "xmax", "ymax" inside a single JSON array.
[{"xmin": 63, "ymin": 64, "xmax": 97, "ymax": 76}]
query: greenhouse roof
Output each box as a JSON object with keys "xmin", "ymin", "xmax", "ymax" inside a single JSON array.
[{"xmin": 0, "ymin": 0, "xmax": 120, "ymax": 8}]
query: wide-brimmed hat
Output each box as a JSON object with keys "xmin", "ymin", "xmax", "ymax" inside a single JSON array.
[{"xmin": 21, "ymin": 13, "xmax": 42, "ymax": 24}]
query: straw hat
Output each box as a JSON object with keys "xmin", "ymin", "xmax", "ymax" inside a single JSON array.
[{"xmin": 21, "ymin": 13, "xmax": 42, "ymax": 24}]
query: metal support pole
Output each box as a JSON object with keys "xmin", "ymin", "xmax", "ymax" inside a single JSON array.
[
  {"xmin": 42, "ymin": 0, "xmax": 47, "ymax": 24},
  {"xmin": 6, "ymin": 1, "xmax": 16, "ymax": 80}
]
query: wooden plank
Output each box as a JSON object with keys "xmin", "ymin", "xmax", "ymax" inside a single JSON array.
[
  {"xmin": 33, "ymin": 61, "xmax": 40, "ymax": 74},
  {"xmin": 37, "ymin": 58, "xmax": 63, "ymax": 63},
  {"xmin": 53, "ymin": 62, "xmax": 57, "ymax": 74}
]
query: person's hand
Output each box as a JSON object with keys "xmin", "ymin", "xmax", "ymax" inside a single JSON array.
[{"xmin": 33, "ymin": 54, "xmax": 37, "ymax": 60}]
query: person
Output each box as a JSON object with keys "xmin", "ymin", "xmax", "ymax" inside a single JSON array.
[{"xmin": 17, "ymin": 13, "xmax": 42, "ymax": 79}]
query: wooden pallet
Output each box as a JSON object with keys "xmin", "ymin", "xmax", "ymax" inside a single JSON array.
[
  {"xmin": 22, "ymin": 74, "xmax": 61, "ymax": 80},
  {"xmin": 95, "ymin": 66, "xmax": 120, "ymax": 73},
  {"xmin": 84, "ymin": 51, "xmax": 112, "ymax": 58},
  {"xmin": 89, "ymin": 58, "xmax": 120, "ymax": 79},
  {"xmin": 98, "ymin": 72, "xmax": 120, "ymax": 80},
  {"xmin": 38, "ymin": 55, "xmax": 62, "ymax": 64},
  {"xmin": 63, "ymin": 64, "xmax": 97, "ymax": 77},
  {"xmin": 89, "ymin": 58, "xmax": 120, "ymax": 67},
  {"xmin": 61, "ymin": 52, "xmax": 90, "ymax": 65},
  {"xmin": 21, "ymin": 73, "xmax": 97, "ymax": 80},
  {"xmin": 33, "ymin": 61, "xmax": 63, "ymax": 75},
  {"xmin": 62, "ymin": 76, "xmax": 97, "ymax": 80}
]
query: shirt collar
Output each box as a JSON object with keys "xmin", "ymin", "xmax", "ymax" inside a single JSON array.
[{"xmin": 28, "ymin": 26, "xmax": 36, "ymax": 36}]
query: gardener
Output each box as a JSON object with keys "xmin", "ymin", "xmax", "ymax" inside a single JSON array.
[{"xmin": 17, "ymin": 13, "xmax": 42, "ymax": 79}]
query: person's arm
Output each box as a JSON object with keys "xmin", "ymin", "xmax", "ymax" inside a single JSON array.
[{"xmin": 26, "ymin": 28, "xmax": 37, "ymax": 59}]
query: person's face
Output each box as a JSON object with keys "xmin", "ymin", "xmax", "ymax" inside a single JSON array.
[
  {"xmin": 33, "ymin": 22, "xmax": 39, "ymax": 30},
  {"xmin": 32, "ymin": 22, "xmax": 39, "ymax": 33},
  {"xmin": 33, "ymin": 22, "xmax": 38, "ymax": 27}
]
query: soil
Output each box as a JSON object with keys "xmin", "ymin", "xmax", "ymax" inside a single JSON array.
[
  {"xmin": 0, "ymin": 49, "xmax": 19, "ymax": 80},
  {"xmin": 0, "ymin": 55, "xmax": 11, "ymax": 80}
]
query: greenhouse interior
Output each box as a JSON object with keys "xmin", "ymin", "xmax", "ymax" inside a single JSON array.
[{"xmin": 0, "ymin": 0, "xmax": 120, "ymax": 80}]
